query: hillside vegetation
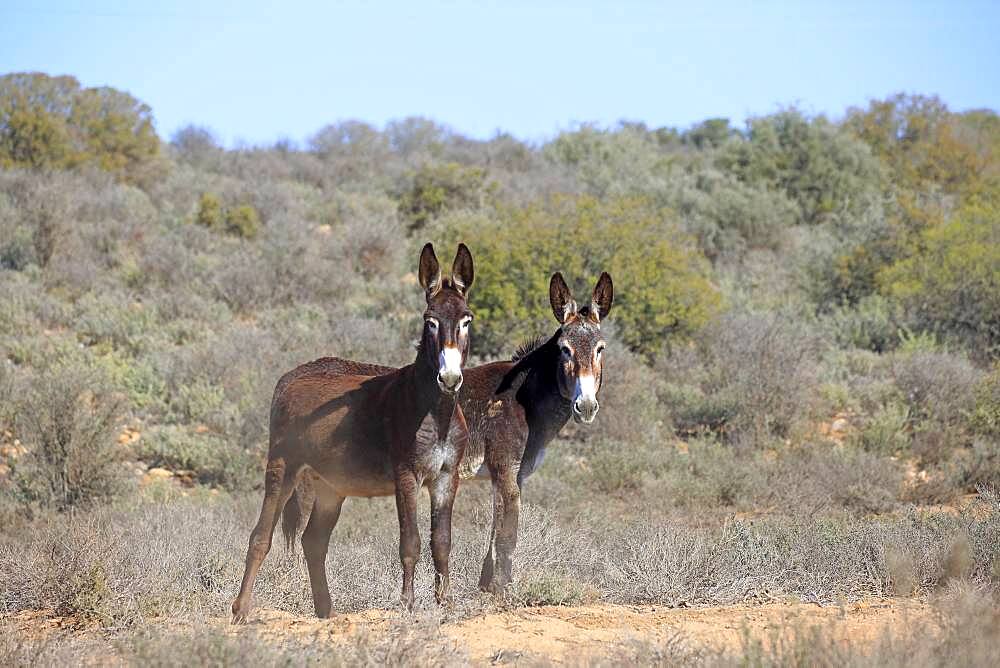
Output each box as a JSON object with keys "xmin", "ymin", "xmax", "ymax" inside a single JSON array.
[{"xmin": 1, "ymin": 72, "xmax": 999, "ymax": 665}]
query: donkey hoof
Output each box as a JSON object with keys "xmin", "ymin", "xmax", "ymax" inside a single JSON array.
[
  {"xmin": 231, "ymin": 599, "xmax": 251, "ymax": 625},
  {"xmin": 484, "ymin": 577, "xmax": 511, "ymax": 596}
]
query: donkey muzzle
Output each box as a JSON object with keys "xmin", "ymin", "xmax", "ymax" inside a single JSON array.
[
  {"xmin": 573, "ymin": 396, "xmax": 599, "ymax": 424},
  {"xmin": 438, "ymin": 346, "xmax": 463, "ymax": 394},
  {"xmin": 437, "ymin": 371, "xmax": 463, "ymax": 394}
]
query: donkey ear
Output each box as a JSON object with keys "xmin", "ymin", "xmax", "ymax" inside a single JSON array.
[
  {"xmin": 450, "ymin": 243, "xmax": 474, "ymax": 295},
  {"xmin": 549, "ymin": 272, "xmax": 577, "ymax": 324},
  {"xmin": 590, "ymin": 272, "xmax": 613, "ymax": 321},
  {"xmin": 418, "ymin": 243, "xmax": 441, "ymax": 296}
]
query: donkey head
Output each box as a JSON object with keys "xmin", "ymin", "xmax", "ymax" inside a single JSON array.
[
  {"xmin": 418, "ymin": 242, "xmax": 475, "ymax": 394},
  {"xmin": 549, "ymin": 272, "xmax": 614, "ymax": 424}
]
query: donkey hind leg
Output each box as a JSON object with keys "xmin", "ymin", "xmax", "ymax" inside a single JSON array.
[
  {"xmin": 478, "ymin": 464, "xmax": 505, "ymax": 592},
  {"xmin": 232, "ymin": 457, "xmax": 300, "ymax": 624},
  {"xmin": 428, "ymin": 470, "xmax": 459, "ymax": 605},
  {"xmin": 301, "ymin": 491, "xmax": 345, "ymax": 618},
  {"xmin": 486, "ymin": 466, "xmax": 521, "ymax": 594},
  {"xmin": 477, "ymin": 513, "xmax": 496, "ymax": 592},
  {"xmin": 394, "ymin": 468, "xmax": 421, "ymax": 611}
]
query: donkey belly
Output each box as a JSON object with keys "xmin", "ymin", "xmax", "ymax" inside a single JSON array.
[{"xmin": 307, "ymin": 436, "xmax": 397, "ymax": 498}]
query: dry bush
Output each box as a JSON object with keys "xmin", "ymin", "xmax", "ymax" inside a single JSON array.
[
  {"xmin": 535, "ymin": 435, "xmax": 904, "ymax": 519},
  {"xmin": 658, "ymin": 311, "xmax": 822, "ymax": 447},
  {"xmin": 0, "ymin": 171, "xmax": 73, "ymax": 270},
  {"xmin": 2, "ymin": 360, "xmax": 127, "ymax": 516},
  {"xmin": 893, "ymin": 350, "xmax": 980, "ymax": 427},
  {"xmin": 3, "ymin": 490, "xmax": 996, "ymax": 632},
  {"xmin": 766, "ymin": 444, "xmax": 904, "ymax": 514}
]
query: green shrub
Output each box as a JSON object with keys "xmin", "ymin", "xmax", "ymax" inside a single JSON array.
[
  {"xmin": 718, "ymin": 109, "xmax": 884, "ymax": 226},
  {"xmin": 972, "ymin": 364, "xmax": 1000, "ymax": 437},
  {"xmin": 852, "ymin": 402, "xmax": 910, "ymax": 455},
  {"xmin": 398, "ymin": 161, "xmax": 489, "ymax": 230},
  {"xmin": 587, "ymin": 448, "xmax": 647, "ymax": 494},
  {"xmin": 62, "ymin": 564, "xmax": 115, "ymax": 624},
  {"xmin": 438, "ymin": 195, "xmax": 720, "ymax": 357},
  {"xmin": 668, "ymin": 168, "xmax": 797, "ymax": 262},
  {"xmin": 824, "ymin": 294, "xmax": 902, "ymax": 352},
  {"xmin": 879, "ymin": 198, "xmax": 1000, "ymax": 358},
  {"xmin": 194, "ymin": 194, "xmax": 260, "ymax": 239},
  {"xmin": 512, "ymin": 573, "xmax": 591, "ymax": 607},
  {"xmin": 194, "ymin": 192, "xmax": 223, "ymax": 229},
  {"xmin": 665, "ymin": 437, "xmax": 758, "ymax": 507},
  {"xmin": 224, "ymin": 204, "xmax": 260, "ymax": 239},
  {"xmin": 542, "ymin": 123, "xmax": 672, "ymax": 199},
  {"xmin": 137, "ymin": 426, "xmax": 260, "ymax": 491}
]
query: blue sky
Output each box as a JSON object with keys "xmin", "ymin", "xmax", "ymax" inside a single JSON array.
[{"xmin": 2, "ymin": 1, "xmax": 998, "ymax": 146}]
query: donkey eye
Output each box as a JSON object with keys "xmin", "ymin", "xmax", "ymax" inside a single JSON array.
[
  {"xmin": 426, "ymin": 318, "xmax": 439, "ymax": 330},
  {"xmin": 560, "ymin": 345, "xmax": 572, "ymax": 358},
  {"xmin": 595, "ymin": 344, "xmax": 606, "ymax": 357},
  {"xmin": 460, "ymin": 317, "xmax": 472, "ymax": 329}
]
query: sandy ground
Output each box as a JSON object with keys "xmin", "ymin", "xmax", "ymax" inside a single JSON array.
[{"xmin": 5, "ymin": 599, "xmax": 937, "ymax": 665}]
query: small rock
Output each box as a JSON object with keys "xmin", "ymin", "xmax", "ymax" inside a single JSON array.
[
  {"xmin": 830, "ymin": 418, "xmax": 849, "ymax": 433},
  {"xmin": 146, "ymin": 467, "xmax": 173, "ymax": 480}
]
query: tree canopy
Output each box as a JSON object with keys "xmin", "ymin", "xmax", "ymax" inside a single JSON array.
[{"xmin": 0, "ymin": 72, "xmax": 162, "ymax": 186}]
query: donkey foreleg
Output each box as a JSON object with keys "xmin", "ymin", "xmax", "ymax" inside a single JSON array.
[
  {"xmin": 428, "ymin": 470, "xmax": 459, "ymax": 604},
  {"xmin": 394, "ymin": 468, "xmax": 422, "ymax": 611},
  {"xmin": 478, "ymin": 515, "xmax": 496, "ymax": 591}
]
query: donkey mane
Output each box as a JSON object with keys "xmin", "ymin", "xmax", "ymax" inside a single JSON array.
[
  {"xmin": 511, "ymin": 335, "xmax": 546, "ymax": 362},
  {"xmin": 497, "ymin": 330, "xmax": 561, "ymax": 395}
]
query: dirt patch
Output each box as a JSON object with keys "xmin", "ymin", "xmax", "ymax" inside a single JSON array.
[
  {"xmin": 3, "ymin": 599, "xmax": 938, "ymax": 664},
  {"xmin": 442, "ymin": 600, "xmax": 936, "ymax": 662}
]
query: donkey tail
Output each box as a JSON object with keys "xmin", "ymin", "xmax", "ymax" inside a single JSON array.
[
  {"xmin": 281, "ymin": 471, "xmax": 317, "ymax": 550},
  {"xmin": 281, "ymin": 489, "xmax": 302, "ymax": 551}
]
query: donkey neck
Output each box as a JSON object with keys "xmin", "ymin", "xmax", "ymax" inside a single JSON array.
[
  {"xmin": 401, "ymin": 347, "xmax": 455, "ymax": 418},
  {"xmin": 519, "ymin": 332, "xmax": 573, "ymax": 426}
]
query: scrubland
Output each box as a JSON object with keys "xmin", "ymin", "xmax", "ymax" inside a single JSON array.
[{"xmin": 1, "ymin": 75, "xmax": 999, "ymax": 664}]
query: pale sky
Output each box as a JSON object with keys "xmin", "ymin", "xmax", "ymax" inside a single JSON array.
[{"xmin": 3, "ymin": 1, "xmax": 998, "ymax": 146}]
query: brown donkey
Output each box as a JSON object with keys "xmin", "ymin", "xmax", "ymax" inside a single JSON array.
[
  {"xmin": 231, "ymin": 243, "xmax": 475, "ymax": 622},
  {"xmin": 286, "ymin": 272, "xmax": 613, "ymax": 594}
]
